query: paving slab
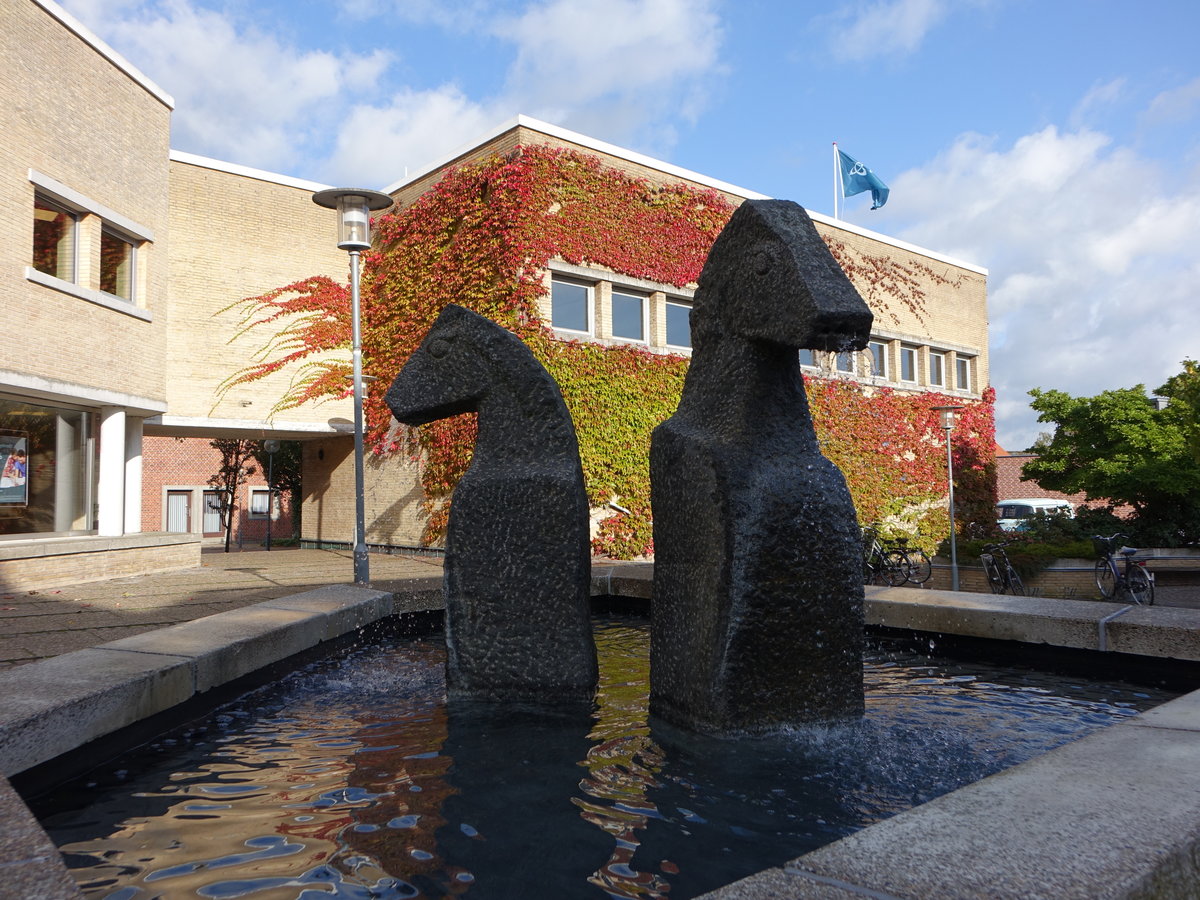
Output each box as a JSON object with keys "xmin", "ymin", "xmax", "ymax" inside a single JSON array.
[{"xmin": 100, "ymin": 604, "xmax": 338, "ymax": 693}]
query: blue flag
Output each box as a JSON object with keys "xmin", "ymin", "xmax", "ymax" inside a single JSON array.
[{"xmin": 838, "ymin": 149, "xmax": 889, "ymax": 209}]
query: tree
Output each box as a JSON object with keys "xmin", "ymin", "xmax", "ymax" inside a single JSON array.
[
  {"xmin": 208, "ymin": 439, "xmax": 257, "ymax": 552},
  {"xmin": 1023, "ymin": 366, "xmax": 1200, "ymax": 546},
  {"xmin": 251, "ymin": 440, "xmax": 302, "ymax": 539}
]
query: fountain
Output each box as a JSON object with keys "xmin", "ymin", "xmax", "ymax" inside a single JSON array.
[{"xmin": 12, "ymin": 201, "xmax": 1200, "ymax": 899}]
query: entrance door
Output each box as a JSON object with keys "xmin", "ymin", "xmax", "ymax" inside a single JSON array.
[
  {"xmin": 166, "ymin": 490, "xmax": 191, "ymax": 532},
  {"xmin": 202, "ymin": 491, "xmax": 223, "ymax": 535}
]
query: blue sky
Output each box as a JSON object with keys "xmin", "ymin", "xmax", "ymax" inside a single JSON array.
[{"xmin": 61, "ymin": 0, "xmax": 1200, "ymax": 450}]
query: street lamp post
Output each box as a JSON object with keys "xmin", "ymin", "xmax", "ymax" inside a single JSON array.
[
  {"xmin": 312, "ymin": 188, "xmax": 393, "ymax": 585},
  {"xmin": 933, "ymin": 405, "xmax": 964, "ymax": 591}
]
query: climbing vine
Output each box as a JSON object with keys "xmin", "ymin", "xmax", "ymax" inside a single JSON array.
[{"xmin": 220, "ymin": 144, "xmax": 995, "ymax": 557}]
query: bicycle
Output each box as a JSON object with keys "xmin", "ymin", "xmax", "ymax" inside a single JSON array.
[
  {"xmin": 1092, "ymin": 534, "xmax": 1154, "ymax": 605},
  {"xmin": 890, "ymin": 537, "xmax": 932, "ymax": 585},
  {"xmin": 862, "ymin": 527, "xmax": 908, "ymax": 586},
  {"xmin": 980, "ymin": 540, "xmax": 1024, "ymax": 595}
]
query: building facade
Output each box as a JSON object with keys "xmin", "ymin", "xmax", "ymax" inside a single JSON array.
[{"xmin": 3, "ymin": 1, "xmax": 989, "ymax": 583}]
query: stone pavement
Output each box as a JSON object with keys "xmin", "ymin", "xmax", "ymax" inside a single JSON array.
[{"xmin": 0, "ymin": 547, "xmax": 444, "ymax": 671}]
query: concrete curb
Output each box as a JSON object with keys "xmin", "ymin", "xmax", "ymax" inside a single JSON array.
[{"xmin": 0, "ymin": 585, "xmax": 395, "ymax": 777}]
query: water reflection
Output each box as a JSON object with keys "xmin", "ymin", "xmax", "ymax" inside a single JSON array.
[{"xmin": 41, "ymin": 621, "xmax": 1175, "ymax": 899}]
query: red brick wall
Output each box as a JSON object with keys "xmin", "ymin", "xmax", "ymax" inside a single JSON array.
[{"xmin": 141, "ymin": 436, "xmax": 295, "ymax": 543}]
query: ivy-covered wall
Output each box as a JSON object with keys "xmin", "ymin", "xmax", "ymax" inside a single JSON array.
[{"xmin": 222, "ymin": 144, "xmax": 995, "ymax": 557}]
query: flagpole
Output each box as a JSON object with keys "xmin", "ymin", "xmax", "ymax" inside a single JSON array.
[{"xmin": 832, "ymin": 142, "xmax": 840, "ymax": 220}]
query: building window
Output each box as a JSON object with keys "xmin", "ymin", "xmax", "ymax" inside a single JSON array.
[
  {"xmin": 835, "ymin": 351, "xmax": 854, "ymax": 374},
  {"xmin": 551, "ymin": 278, "xmax": 592, "ymax": 334},
  {"xmin": 956, "ymin": 356, "xmax": 972, "ymax": 392},
  {"xmin": 665, "ymin": 300, "xmax": 691, "ymax": 348},
  {"xmin": 900, "ymin": 345, "xmax": 918, "ymax": 383},
  {"xmin": 929, "ymin": 351, "xmax": 946, "ymax": 387},
  {"xmin": 611, "ymin": 290, "xmax": 647, "ymax": 342},
  {"xmin": 33, "ymin": 195, "xmax": 76, "ymax": 282},
  {"xmin": 868, "ymin": 341, "xmax": 888, "ymax": 378},
  {"xmin": 249, "ymin": 489, "xmax": 275, "ymax": 519},
  {"xmin": 798, "ymin": 349, "xmax": 816, "ymax": 367},
  {"xmin": 100, "ymin": 227, "xmax": 136, "ymax": 301}
]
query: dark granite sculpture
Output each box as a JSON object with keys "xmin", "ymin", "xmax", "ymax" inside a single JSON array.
[
  {"xmin": 650, "ymin": 199, "xmax": 873, "ymax": 734},
  {"xmin": 385, "ymin": 304, "xmax": 598, "ymax": 702}
]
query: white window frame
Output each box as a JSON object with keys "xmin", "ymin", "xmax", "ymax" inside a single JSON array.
[
  {"xmin": 610, "ymin": 288, "xmax": 649, "ymax": 343},
  {"xmin": 955, "ymin": 355, "xmax": 972, "ymax": 392},
  {"xmin": 900, "ymin": 344, "xmax": 918, "ymax": 383},
  {"xmin": 100, "ymin": 225, "xmax": 137, "ymax": 302},
  {"xmin": 550, "ymin": 276, "xmax": 594, "ymax": 336},
  {"xmin": 33, "ymin": 193, "xmax": 78, "ymax": 284},
  {"xmin": 248, "ymin": 488, "xmax": 277, "ymax": 519},
  {"xmin": 867, "ymin": 340, "xmax": 889, "ymax": 379},
  {"xmin": 664, "ymin": 298, "xmax": 692, "ymax": 350},
  {"xmin": 928, "ymin": 350, "xmax": 946, "ymax": 388}
]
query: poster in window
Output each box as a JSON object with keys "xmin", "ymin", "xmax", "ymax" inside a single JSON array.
[{"xmin": 0, "ymin": 433, "xmax": 28, "ymax": 506}]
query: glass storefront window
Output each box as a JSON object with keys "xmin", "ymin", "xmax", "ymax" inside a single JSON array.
[{"xmin": 0, "ymin": 396, "xmax": 95, "ymax": 537}]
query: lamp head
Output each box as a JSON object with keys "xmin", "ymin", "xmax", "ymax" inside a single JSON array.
[{"xmin": 312, "ymin": 188, "xmax": 393, "ymax": 251}]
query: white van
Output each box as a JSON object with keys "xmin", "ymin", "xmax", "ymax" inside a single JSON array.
[{"xmin": 996, "ymin": 498, "xmax": 1074, "ymax": 531}]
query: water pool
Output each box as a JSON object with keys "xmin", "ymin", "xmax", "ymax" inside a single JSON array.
[{"xmin": 36, "ymin": 619, "xmax": 1177, "ymax": 899}]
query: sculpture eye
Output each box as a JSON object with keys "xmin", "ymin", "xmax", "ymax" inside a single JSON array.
[
  {"xmin": 754, "ymin": 248, "xmax": 773, "ymax": 276},
  {"xmin": 428, "ymin": 337, "xmax": 452, "ymax": 359}
]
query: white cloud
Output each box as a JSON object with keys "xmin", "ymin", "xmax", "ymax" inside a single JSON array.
[
  {"xmin": 493, "ymin": 0, "xmax": 723, "ymax": 147},
  {"xmin": 883, "ymin": 124, "xmax": 1200, "ymax": 450},
  {"xmin": 827, "ymin": 0, "xmax": 950, "ymax": 62},
  {"xmin": 60, "ymin": 0, "xmax": 394, "ymax": 174},
  {"xmin": 326, "ymin": 86, "xmax": 501, "ymax": 187}
]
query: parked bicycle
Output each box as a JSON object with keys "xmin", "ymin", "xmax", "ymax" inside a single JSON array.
[
  {"xmin": 890, "ymin": 537, "xmax": 932, "ymax": 585},
  {"xmin": 862, "ymin": 528, "xmax": 932, "ymax": 586},
  {"xmin": 1092, "ymin": 533, "xmax": 1154, "ymax": 605},
  {"xmin": 862, "ymin": 527, "xmax": 908, "ymax": 586},
  {"xmin": 980, "ymin": 540, "xmax": 1025, "ymax": 595}
]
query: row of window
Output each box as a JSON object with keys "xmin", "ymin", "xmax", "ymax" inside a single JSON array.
[
  {"xmin": 551, "ymin": 276, "xmax": 694, "ymax": 349},
  {"xmin": 34, "ymin": 195, "xmax": 137, "ymax": 300},
  {"xmin": 806, "ymin": 340, "xmax": 973, "ymax": 392},
  {"xmin": 551, "ymin": 274, "xmax": 977, "ymax": 394},
  {"xmin": 28, "ymin": 172, "xmax": 151, "ymax": 311}
]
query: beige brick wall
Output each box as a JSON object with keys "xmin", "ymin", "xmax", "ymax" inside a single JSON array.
[
  {"xmin": 814, "ymin": 221, "xmax": 989, "ymax": 394},
  {"xmin": 166, "ymin": 160, "xmax": 353, "ymax": 424},
  {"xmin": 0, "ymin": 539, "xmax": 200, "ymax": 592},
  {"xmin": 301, "ymin": 438, "xmax": 428, "ymax": 548},
  {"xmin": 0, "ymin": 0, "xmax": 172, "ymax": 404}
]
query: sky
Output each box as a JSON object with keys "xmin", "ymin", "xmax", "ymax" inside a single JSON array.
[{"xmin": 59, "ymin": 0, "xmax": 1200, "ymax": 450}]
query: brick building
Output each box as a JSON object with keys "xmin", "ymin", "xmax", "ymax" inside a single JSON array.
[{"xmin": 2, "ymin": 0, "xmax": 990, "ymax": 584}]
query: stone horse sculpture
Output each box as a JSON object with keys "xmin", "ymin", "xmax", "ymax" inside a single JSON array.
[
  {"xmin": 650, "ymin": 199, "xmax": 873, "ymax": 734},
  {"xmin": 385, "ymin": 304, "xmax": 598, "ymax": 702}
]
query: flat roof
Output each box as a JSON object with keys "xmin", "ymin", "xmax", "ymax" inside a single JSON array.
[
  {"xmin": 32, "ymin": 0, "xmax": 174, "ymax": 109},
  {"xmin": 169, "ymin": 150, "xmax": 331, "ymax": 193},
  {"xmin": 382, "ymin": 114, "xmax": 988, "ymax": 277}
]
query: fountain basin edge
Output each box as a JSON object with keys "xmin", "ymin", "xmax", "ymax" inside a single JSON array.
[{"xmin": 6, "ymin": 565, "xmax": 1200, "ymax": 899}]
